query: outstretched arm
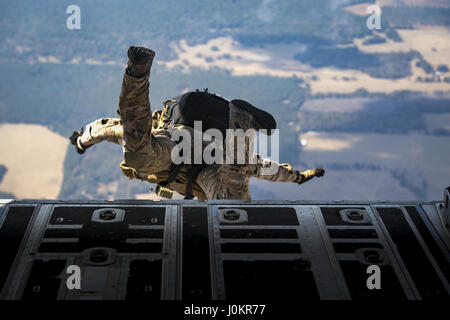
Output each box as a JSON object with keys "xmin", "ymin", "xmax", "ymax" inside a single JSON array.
[{"xmin": 70, "ymin": 118, "xmax": 123, "ymax": 154}]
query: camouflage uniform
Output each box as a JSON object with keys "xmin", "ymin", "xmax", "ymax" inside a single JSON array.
[{"xmin": 77, "ymin": 67, "xmax": 313, "ymax": 201}]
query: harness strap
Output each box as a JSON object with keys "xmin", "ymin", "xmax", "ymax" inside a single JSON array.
[
  {"xmin": 157, "ymin": 99, "xmax": 177, "ymax": 129},
  {"xmin": 184, "ymin": 164, "xmax": 206, "ymax": 200},
  {"xmin": 159, "ymin": 164, "xmax": 183, "ymax": 187}
]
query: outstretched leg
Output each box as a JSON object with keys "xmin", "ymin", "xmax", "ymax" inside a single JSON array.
[
  {"xmin": 119, "ymin": 46, "xmax": 155, "ymax": 153},
  {"xmin": 71, "ymin": 46, "xmax": 156, "ymax": 163},
  {"xmin": 226, "ymin": 100, "xmax": 324, "ymax": 187},
  {"xmin": 198, "ymin": 98, "xmax": 323, "ymax": 200}
]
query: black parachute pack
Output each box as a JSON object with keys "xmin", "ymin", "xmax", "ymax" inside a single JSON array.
[
  {"xmin": 156, "ymin": 88, "xmax": 230, "ymax": 138},
  {"xmin": 153, "ymin": 89, "xmax": 230, "ymax": 200}
]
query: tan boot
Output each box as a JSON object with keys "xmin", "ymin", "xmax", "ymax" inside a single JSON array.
[{"xmin": 229, "ymin": 99, "xmax": 276, "ymax": 135}]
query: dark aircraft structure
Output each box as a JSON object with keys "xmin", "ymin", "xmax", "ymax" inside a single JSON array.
[{"xmin": 0, "ymin": 188, "xmax": 449, "ymax": 300}]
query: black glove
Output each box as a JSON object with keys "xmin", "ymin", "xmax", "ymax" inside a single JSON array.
[
  {"xmin": 69, "ymin": 128, "xmax": 89, "ymax": 154},
  {"xmin": 296, "ymin": 168, "xmax": 325, "ymax": 185}
]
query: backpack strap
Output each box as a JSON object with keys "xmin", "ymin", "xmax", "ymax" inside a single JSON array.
[
  {"xmin": 155, "ymin": 99, "xmax": 177, "ymax": 130},
  {"xmin": 155, "ymin": 164, "xmax": 205, "ymax": 200},
  {"xmin": 153, "ymin": 164, "xmax": 182, "ymax": 199}
]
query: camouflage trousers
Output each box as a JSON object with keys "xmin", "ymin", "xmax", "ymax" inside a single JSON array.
[{"xmin": 79, "ymin": 70, "xmax": 300, "ymax": 200}]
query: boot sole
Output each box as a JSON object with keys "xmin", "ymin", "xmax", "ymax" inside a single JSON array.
[
  {"xmin": 230, "ymin": 99, "xmax": 277, "ymax": 135},
  {"xmin": 128, "ymin": 46, "xmax": 155, "ymax": 65}
]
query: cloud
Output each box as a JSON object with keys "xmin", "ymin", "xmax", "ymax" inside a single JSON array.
[{"xmin": 257, "ymin": 0, "xmax": 277, "ymax": 23}]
